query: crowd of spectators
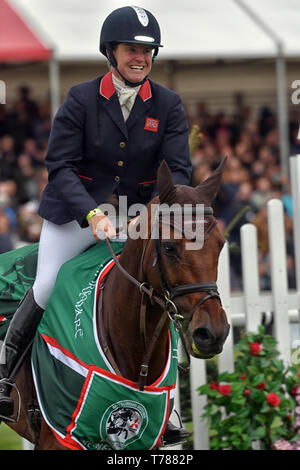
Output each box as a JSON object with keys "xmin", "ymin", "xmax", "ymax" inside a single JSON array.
[
  {"xmin": 189, "ymin": 102, "xmax": 300, "ymax": 291},
  {"xmin": 0, "ymin": 86, "xmax": 50, "ymax": 249},
  {"xmin": 0, "ymin": 85, "xmax": 299, "ymax": 291}
]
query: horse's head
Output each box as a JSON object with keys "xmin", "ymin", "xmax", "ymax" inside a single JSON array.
[{"xmin": 140, "ymin": 159, "xmax": 230, "ymax": 359}]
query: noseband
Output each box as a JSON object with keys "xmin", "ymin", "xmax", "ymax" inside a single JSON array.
[{"xmin": 105, "ymin": 204, "xmax": 222, "ymax": 390}]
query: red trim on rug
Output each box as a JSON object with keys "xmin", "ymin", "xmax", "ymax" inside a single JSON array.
[
  {"xmin": 51, "ymin": 428, "xmax": 84, "ymax": 450},
  {"xmin": 41, "ymin": 334, "xmax": 89, "ymax": 372}
]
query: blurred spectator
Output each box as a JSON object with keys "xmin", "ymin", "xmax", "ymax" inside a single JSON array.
[
  {"xmin": 18, "ymin": 200, "xmax": 43, "ymax": 243},
  {"xmin": 0, "ymin": 135, "xmax": 16, "ymax": 180},
  {"xmin": 0, "ymin": 213, "xmax": 13, "ymax": 253},
  {"xmin": 249, "ymin": 176, "xmax": 273, "ymax": 212},
  {"xmin": 0, "ymin": 189, "xmax": 17, "ymax": 231},
  {"xmin": 15, "ymin": 86, "xmax": 39, "ymax": 119},
  {"xmin": 0, "ymin": 210, "xmax": 14, "ymax": 254},
  {"xmin": 6, "ymin": 102, "xmax": 32, "ymax": 154},
  {"xmin": 0, "ymin": 105, "xmax": 9, "ymax": 137}
]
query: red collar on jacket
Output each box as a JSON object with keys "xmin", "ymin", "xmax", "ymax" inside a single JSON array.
[{"xmin": 99, "ymin": 71, "xmax": 152, "ymax": 102}]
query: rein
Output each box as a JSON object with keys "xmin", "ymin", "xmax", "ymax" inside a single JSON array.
[{"xmin": 104, "ymin": 205, "xmax": 221, "ymax": 391}]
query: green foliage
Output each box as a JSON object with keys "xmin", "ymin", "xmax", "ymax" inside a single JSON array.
[
  {"xmin": 198, "ymin": 326, "xmax": 300, "ymax": 450},
  {"xmin": 188, "ymin": 125, "xmax": 203, "ymax": 156}
]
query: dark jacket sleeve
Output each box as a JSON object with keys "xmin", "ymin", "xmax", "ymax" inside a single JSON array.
[
  {"xmin": 44, "ymin": 86, "xmax": 98, "ymax": 227},
  {"xmin": 159, "ymin": 93, "xmax": 192, "ymax": 185}
]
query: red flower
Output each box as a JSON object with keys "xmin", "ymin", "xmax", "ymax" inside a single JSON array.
[
  {"xmin": 244, "ymin": 389, "xmax": 251, "ymax": 396},
  {"xmin": 249, "ymin": 342, "xmax": 262, "ymax": 355},
  {"xmin": 267, "ymin": 393, "xmax": 280, "ymax": 407},
  {"xmin": 292, "ymin": 385, "xmax": 300, "ymax": 395},
  {"xmin": 240, "ymin": 374, "xmax": 247, "ymax": 380},
  {"xmin": 219, "ymin": 384, "xmax": 232, "ymax": 396},
  {"xmin": 257, "ymin": 382, "xmax": 266, "ymax": 390},
  {"xmin": 209, "ymin": 382, "xmax": 219, "ymax": 391}
]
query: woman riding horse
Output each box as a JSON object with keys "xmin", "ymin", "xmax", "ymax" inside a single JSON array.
[{"xmin": 0, "ymin": 6, "xmax": 191, "ymax": 445}]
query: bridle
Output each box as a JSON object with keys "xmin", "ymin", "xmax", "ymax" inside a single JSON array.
[
  {"xmin": 149, "ymin": 205, "xmax": 221, "ymax": 309},
  {"xmin": 105, "ymin": 204, "xmax": 222, "ymax": 390}
]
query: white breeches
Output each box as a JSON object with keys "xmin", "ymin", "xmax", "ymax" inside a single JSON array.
[{"xmin": 32, "ymin": 220, "xmax": 96, "ymax": 309}]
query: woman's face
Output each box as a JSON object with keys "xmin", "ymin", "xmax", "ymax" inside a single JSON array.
[{"xmin": 111, "ymin": 43, "xmax": 153, "ymax": 83}]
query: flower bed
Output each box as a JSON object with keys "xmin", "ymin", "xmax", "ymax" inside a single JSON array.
[{"xmin": 198, "ymin": 325, "xmax": 300, "ymax": 450}]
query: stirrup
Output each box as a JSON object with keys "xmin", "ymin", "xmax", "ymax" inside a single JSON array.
[
  {"xmin": 0, "ymin": 378, "xmax": 21, "ymax": 424},
  {"xmin": 161, "ymin": 409, "xmax": 189, "ymax": 448}
]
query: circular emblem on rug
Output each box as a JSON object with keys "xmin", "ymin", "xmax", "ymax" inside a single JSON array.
[{"xmin": 100, "ymin": 400, "xmax": 148, "ymax": 450}]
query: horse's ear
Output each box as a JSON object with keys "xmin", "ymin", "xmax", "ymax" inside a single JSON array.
[
  {"xmin": 196, "ymin": 157, "xmax": 227, "ymax": 205},
  {"xmin": 157, "ymin": 160, "xmax": 177, "ymax": 205}
]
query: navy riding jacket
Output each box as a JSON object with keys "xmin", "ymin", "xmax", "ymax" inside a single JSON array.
[{"xmin": 38, "ymin": 71, "xmax": 192, "ymax": 228}]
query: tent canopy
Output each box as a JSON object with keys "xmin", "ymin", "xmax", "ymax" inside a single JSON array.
[
  {"xmin": 0, "ymin": 0, "xmax": 51, "ymax": 62},
  {"xmin": 8, "ymin": 0, "xmax": 300, "ymax": 62}
]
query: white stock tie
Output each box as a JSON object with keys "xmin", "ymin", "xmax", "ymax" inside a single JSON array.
[{"xmin": 112, "ymin": 74, "xmax": 140, "ymax": 121}]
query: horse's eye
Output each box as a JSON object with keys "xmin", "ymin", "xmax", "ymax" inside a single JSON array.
[{"xmin": 162, "ymin": 242, "xmax": 177, "ymax": 254}]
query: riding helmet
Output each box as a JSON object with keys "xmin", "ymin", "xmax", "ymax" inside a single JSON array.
[{"xmin": 99, "ymin": 6, "xmax": 163, "ymax": 86}]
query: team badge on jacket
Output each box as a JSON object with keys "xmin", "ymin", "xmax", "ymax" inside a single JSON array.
[{"xmin": 144, "ymin": 117, "xmax": 159, "ymax": 132}]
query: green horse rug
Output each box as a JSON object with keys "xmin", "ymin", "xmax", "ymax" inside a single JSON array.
[{"xmin": 0, "ymin": 242, "xmax": 178, "ymax": 450}]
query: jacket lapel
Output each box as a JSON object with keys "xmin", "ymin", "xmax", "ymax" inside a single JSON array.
[
  {"xmin": 99, "ymin": 72, "xmax": 153, "ymax": 137},
  {"xmin": 99, "ymin": 72, "xmax": 128, "ymax": 139}
]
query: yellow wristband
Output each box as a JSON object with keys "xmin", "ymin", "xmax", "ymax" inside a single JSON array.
[{"xmin": 86, "ymin": 208, "xmax": 103, "ymax": 222}]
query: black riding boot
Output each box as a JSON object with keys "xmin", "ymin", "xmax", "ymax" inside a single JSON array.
[
  {"xmin": 0, "ymin": 288, "xmax": 44, "ymax": 418},
  {"xmin": 162, "ymin": 420, "xmax": 189, "ymax": 447}
]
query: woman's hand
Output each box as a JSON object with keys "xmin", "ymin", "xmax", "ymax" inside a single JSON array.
[{"xmin": 88, "ymin": 214, "xmax": 116, "ymax": 242}]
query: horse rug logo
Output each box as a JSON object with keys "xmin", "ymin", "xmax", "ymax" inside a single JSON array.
[{"xmin": 101, "ymin": 400, "xmax": 148, "ymax": 450}]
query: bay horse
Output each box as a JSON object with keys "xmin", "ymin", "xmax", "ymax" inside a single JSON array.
[{"xmin": 3, "ymin": 159, "xmax": 230, "ymax": 449}]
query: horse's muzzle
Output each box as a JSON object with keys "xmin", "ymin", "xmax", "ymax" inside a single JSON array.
[{"xmin": 189, "ymin": 312, "xmax": 230, "ymax": 359}]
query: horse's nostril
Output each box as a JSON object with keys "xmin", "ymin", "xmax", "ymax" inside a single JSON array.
[{"xmin": 193, "ymin": 327, "xmax": 216, "ymax": 344}]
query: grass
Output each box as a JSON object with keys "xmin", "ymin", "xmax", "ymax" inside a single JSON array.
[{"xmin": 0, "ymin": 423, "xmax": 22, "ymax": 450}]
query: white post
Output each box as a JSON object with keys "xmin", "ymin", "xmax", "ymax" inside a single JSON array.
[
  {"xmin": 289, "ymin": 155, "xmax": 300, "ymax": 292},
  {"xmin": 190, "ymin": 357, "xmax": 208, "ymax": 450},
  {"xmin": 217, "ymin": 242, "xmax": 234, "ymax": 373},
  {"xmin": 163, "ymin": 343, "xmax": 183, "ymax": 451},
  {"xmin": 267, "ymin": 199, "xmax": 290, "ymax": 366},
  {"xmin": 240, "ymin": 224, "xmax": 261, "ymax": 332},
  {"xmin": 49, "ymin": 57, "xmax": 60, "ymax": 121}
]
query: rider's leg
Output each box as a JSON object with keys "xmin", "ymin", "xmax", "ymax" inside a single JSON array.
[
  {"xmin": 0, "ymin": 220, "xmax": 95, "ymax": 417},
  {"xmin": 32, "ymin": 219, "xmax": 95, "ymax": 309}
]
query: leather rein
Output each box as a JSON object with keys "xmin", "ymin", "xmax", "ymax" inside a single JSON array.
[{"xmin": 104, "ymin": 205, "xmax": 221, "ymax": 391}]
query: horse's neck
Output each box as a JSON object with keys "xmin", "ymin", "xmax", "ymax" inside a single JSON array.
[{"xmin": 101, "ymin": 239, "xmax": 169, "ymax": 384}]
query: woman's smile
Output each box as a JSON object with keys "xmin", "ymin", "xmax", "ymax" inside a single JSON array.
[{"xmin": 111, "ymin": 43, "xmax": 153, "ymax": 83}]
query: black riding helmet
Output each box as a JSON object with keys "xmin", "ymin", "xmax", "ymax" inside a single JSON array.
[{"xmin": 99, "ymin": 6, "xmax": 163, "ymax": 87}]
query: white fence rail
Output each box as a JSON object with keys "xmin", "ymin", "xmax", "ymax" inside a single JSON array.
[{"xmin": 184, "ymin": 154, "xmax": 300, "ymax": 450}]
